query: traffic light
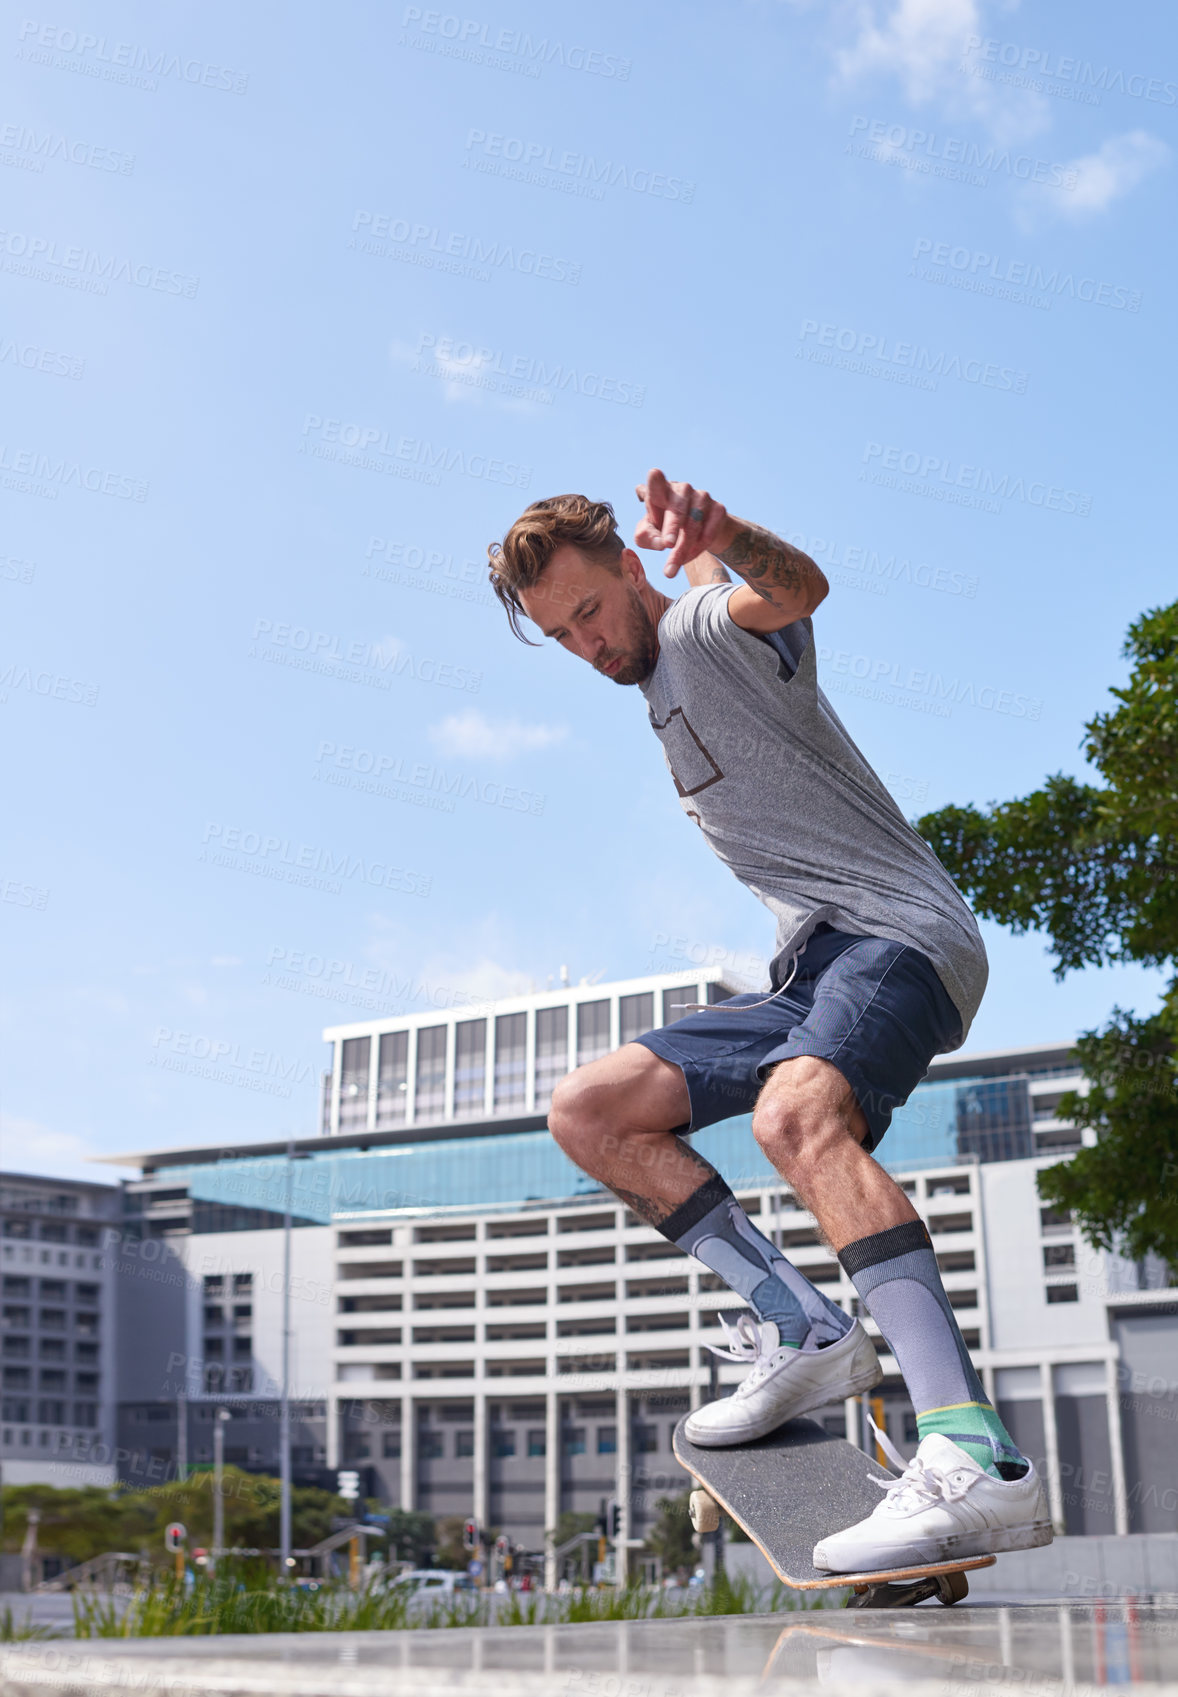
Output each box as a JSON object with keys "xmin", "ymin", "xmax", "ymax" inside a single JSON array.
[
  {"xmin": 462, "ymin": 1518, "xmax": 479, "ymax": 1552},
  {"xmin": 611, "ymin": 1504, "xmax": 621, "ymax": 1537}
]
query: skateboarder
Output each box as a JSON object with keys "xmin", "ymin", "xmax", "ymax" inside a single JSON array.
[{"xmin": 487, "ymin": 471, "xmax": 1051, "ymax": 1573}]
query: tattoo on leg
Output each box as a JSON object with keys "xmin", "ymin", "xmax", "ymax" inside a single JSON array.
[{"xmin": 605, "ymin": 1139, "xmax": 719, "ymax": 1229}]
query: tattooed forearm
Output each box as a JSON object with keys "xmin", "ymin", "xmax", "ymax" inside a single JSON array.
[
  {"xmin": 681, "ymin": 550, "xmax": 733, "ymax": 589},
  {"xmin": 718, "ymin": 521, "xmax": 821, "ymax": 604}
]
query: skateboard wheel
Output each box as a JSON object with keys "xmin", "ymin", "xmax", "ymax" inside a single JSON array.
[
  {"xmin": 688, "ymin": 1489, "xmax": 720, "ymax": 1534},
  {"xmin": 935, "ymin": 1571, "xmax": 969, "ymax": 1605}
]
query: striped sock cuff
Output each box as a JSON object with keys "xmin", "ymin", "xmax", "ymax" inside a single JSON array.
[
  {"xmin": 837, "ymin": 1218, "xmax": 933, "ymax": 1277},
  {"xmin": 658, "ymin": 1173, "xmax": 734, "ymax": 1243}
]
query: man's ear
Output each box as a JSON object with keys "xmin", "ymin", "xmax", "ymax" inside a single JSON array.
[{"xmin": 619, "ymin": 547, "xmax": 645, "ymax": 586}]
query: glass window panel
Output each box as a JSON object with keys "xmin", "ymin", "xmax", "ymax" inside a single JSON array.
[
  {"xmin": 618, "ymin": 994, "xmax": 654, "ymax": 1046},
  {"xmin": 454, "ymin": 1020, "xmax": 487, "ymax": 1117},
  {"xmin": 376, "ymin": 1032, "xmax": 409, "ymax": 1129},
  {"xmin": 339, "ymin": 1037, "xmax": 372, "ymax": 1131},
  {"xmin": 576, "ymin": 1000, "xmax": 611, "ymax": 1067},
  {"xmin": 415, "ymin": 1026, "xmax": 448, "ymax": 1120},
  {"xmin": 494, "ymin": 1013, "xmax": 527, "ymax": 1114},
  {"xmin": 660, "ymin": 986, "xmax": 700, "ymax": 1025},
  {"xmin": 533, "ymin": 1008, "xmax": 568, "ymax": 1113},
  {"xmin": 526, "ymin": 1428, "xmax": 546, "ymax": 1457}
]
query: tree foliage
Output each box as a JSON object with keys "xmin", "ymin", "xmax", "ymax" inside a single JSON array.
[
  {"xmin": 917, "ymin": 600, "xmax": 1178, "ymax": 1262},
  {"xmin": 2, "ymin": 1470, "xmax": 357, "ymax": 1567}
]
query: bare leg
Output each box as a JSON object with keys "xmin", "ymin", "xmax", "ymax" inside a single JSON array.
[
  {"xmin": 749, "ymin": 1054, "xmax": 917, "ymax": 1250},
  {"xmin": 548, "ymin": 1042, "xmax": 710, "ymax": 1226}
]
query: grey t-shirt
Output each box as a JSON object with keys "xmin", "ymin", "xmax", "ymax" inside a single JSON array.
[{"xmin": 638, "ymin": 584, "xmax": 987, "ymax": 1045}]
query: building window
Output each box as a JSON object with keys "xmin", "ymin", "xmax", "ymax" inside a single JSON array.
[
  {"xmin": 454, "ymin": 1020, "xmax": 487, "ymax": 1117},
  {"xmin": 491, "ymin": 1428, "xmax": 516, "ymax": 1458},
  {"xmin": 1046, "ymin": 1284, "xmax": 1079, "ymax": 1304},
  {"xmin": 576, "ymin": 1000, "xmax": 611, "ymax": 1067},
  {"xmin": 1, "ymin": 1399, "xmax": 29, "ymax": 1422},
  {"xmin": 596, "ymin": 1425, "xmax": 617, "ymax": 1455},
  {"xmin": 381, "ymin": 1430, "xmax": 401, "ymax": 1458},
  {"xmin": 233, "ymin": 1304, "xmax": 252, "ymax": 1321},
  {"xmin": 339, "ymin": 1037, "xmax": 372, "ymax": 1131},
  {"xmin": 204, "ymin": 1337, "xmax": 224, "ymax": 1359},
  {"xmin": 634, "ymin": 1424, "xmax": 658, "ymax": 1453},
  {"xmin": 74, "ymin": 1402, "xmax": 97, "ymax": 1428},
  {"xmin": 232, "ymin": 1337, "xmax": 252, "ymax": 1361},
  {"xmin": 38, "ymin": 1370, "xmax": 67, "ymax": 1390},
  {"xmin": 561, "ymin": 1426, "xmax": 585, "ymax": 1456},
  {"xmin": 534, "ymin": 1008, "xmax": 569, "ymax": 1112},
  {"xmin": 415, "ymin": 1026, "xmax": 448, "ymax": 1120},
  {"xmin": 492, "ymin": 1012, "xmax": 527, "ymax": 1115},
  {"xmin": 660, "ymin": 986, "xmax": 700, "ymax": 1025},
  {"xmin": 455, "ymin": 1429, "xmax": 475, "ymax": 1458},
  {"xmin": 204, "ymin": 1305, "xmax": 224, "ymax": 1326},
  {"xmin": 37, "ymin": 1400, "xmax": 66, "ymax": 1424},
  {"xmin": 1043, "ymin": 1244, "xmax": 1075, "ymax": 1269},
  {"xmin": 376, "ymin": 1031, "xmax": 409, "ymax": 1128},
  {"xmin": 526, "ymin": 1429, "xmax": 546, "ymax": 1457},
  {"xmin": 420, "ymin": 1430, "xmax": 444, "ymax": 1460},
  {"xmin": 204, "ymin": 1275, "xmax": 224, "ymax": 1297},
  {"xmin": 619, "ymin": 994, "xmax": 654, "ymax": 1046},
  {"xmin": 233, "ymin": 1273, "xmax": 252, "ymax": 1295}
]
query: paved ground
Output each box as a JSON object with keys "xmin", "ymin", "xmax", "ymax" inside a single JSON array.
[{"xmin": 1, "ymin": 1601, "xmax": 1177, "ymax": 1695}]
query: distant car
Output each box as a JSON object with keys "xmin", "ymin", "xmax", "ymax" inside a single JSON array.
[{"xmin": 388, "ymin": 1569, "xmax": 478, "ymax": 1595}]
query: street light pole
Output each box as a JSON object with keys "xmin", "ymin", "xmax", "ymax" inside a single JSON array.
[
  {"xmin": 212, "ymin": 1407, "xmax": 231, "ymax": 1573},
  {"xmin": 279, "ymin": 1137, "xmax": 293, "ymax": 1578},
  {"xmin": 176, "ymin": 1382, "xmax": 187, "ymax": 1484}
]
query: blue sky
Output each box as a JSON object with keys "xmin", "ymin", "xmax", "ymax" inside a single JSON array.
[{"xmin": 3, "ymin": 0, "xmax": 1174, "ymax": 1182}]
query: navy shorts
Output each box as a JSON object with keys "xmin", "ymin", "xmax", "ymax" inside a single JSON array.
[{"xmin": 632, "ymin": 924, "xmax": 963, "ymax": 1153}]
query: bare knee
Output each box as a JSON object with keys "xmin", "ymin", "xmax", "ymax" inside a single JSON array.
[
  {"xmin": 548, "ymin": 1045, "xmax": 688, "ymax": 1168},
  {"xmin": 752, "ymin": 1085, "xmax": 853, "ymax": 1191}
]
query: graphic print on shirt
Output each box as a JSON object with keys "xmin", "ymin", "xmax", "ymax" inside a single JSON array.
[{"xmin": 648, "ymin": 707, "xmax": 724, "ymax": 826}]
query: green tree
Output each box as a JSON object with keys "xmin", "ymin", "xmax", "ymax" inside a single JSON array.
[
  {"xmin": 917, "ymin": 599, "xmax": 1178, "ymax": 1262},
  {"xmin": 643, "ymin": 1493, "xmax": 696, "ymax": 1577}
]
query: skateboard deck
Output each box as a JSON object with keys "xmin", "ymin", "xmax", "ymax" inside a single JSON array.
[{"xmin": 672, "ymin": 1414, "xmax": 996, "ymax": 1607}]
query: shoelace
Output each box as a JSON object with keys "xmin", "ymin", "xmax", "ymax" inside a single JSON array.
[
  {"xmin": 865, "ymin": 1410, "xmax": 972, "ymax": 1512},
  {"xmin": 703, "ymin": 1313, "xmax": 783, "ymax": 1391}
]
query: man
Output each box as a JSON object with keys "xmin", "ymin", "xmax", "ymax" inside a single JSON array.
[{"xmin": 486, "ymin": 472, "xmax": 1051, "ymax": 1573}]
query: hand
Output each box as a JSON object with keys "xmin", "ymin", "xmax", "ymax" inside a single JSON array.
[{"xmin": 634, "ymin": 468, "xmax": 734, "ymax": 576}]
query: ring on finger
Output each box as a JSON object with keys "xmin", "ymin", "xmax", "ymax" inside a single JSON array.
[{"xmin": 689, "ymin": 506, "xmax": 704, "ymax": 522}]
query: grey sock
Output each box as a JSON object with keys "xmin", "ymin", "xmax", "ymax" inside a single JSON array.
[
  {"xmin": 660, "ymin": 1174, "xmax": 850, "ymax": 1346},
  {"xmin": 837, "ymin": 1218, "xmax": 985, "ymax": 1407}
]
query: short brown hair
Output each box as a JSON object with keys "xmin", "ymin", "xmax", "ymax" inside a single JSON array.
[{"xmin": 487, "ymin": 493, "xmax": 624, "ymax": 643}]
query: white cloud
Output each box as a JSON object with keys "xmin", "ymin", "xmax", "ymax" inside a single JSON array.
[
  {"xmin": 0, "ymin": 1113, "xmax": 116, "ymax": 1185},
  {"xmin": 834, "ymin": 0, "xmax": 1048, "ymax": 142},
  {"xmin": 1049, "ymin": 130, "xmax": 1169, "ymax": 217},
  {"xmin": 389, "ymin": 335, "xmax": 548, "ymax": 415},
  {"xmin": 429, "ymin": 711, "xmax": 568, "ymax": 761}
]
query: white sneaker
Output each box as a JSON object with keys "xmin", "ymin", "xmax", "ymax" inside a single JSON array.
[
  {"xmin": 683, "ymin": 1315, "xmax": 881, "ymax": 1447},
  {"xmin": 812, "ymin": 1430, "xmax": 1053, "ymax": 1573}
]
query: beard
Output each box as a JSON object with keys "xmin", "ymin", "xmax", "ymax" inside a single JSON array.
[{"xmin": 594, "ymin": 587, "xmax": 658, "ymax": 686}]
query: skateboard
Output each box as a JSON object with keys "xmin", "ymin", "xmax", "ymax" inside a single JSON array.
[{"xmin": 672, "ymin": 1413, "xmax": 996, "ymax": 1609}]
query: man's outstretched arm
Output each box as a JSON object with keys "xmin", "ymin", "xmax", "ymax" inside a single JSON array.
[{"xmin": 635, "ymin": 467, "xmax": 827, "ymax": 632}]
